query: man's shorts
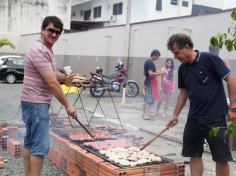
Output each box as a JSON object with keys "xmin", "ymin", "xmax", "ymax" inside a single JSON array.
[
  {"xmin": 144, "ymin": 85, "xmax": 153, "ymax": 105},
  {"xmin": 182, "ymin": 116, "xmax": 232, "ymax": 162},
  {"xmin": 21, "ymin": 101, "xmax": 50, "ymax": 156}
]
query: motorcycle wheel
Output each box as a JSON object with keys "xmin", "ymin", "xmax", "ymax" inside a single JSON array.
[
  {"xmin": 90, "ymin": 83, "xmax": 106, "ymax": 97},
  {"xmin": 125, "ymin": 81, "xmax": 139, "ymax": 97}
]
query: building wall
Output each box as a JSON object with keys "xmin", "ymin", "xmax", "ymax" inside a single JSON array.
[
  {"xmin": 72, "ymin": 0, "xmax": 193, "ymax": 24},
  {"xmin": 0, "ymin": 0, "xmax": 71, "ymax": 35},
  {"xmin": 130, "ymin": 0, "xmax": 147, "ymax": 23},
  {"xmin": 194, "ymin": 0, "xmax": 236, "ymax": 10},
  {"xmin": 2, "ymin": 10, "xmax": 236, "ymax": 89},
  {"xmin": 71, "ymin": 0, "xmax": 127, "ymax": 25},
  {"xmin": 145, "ymin": 0, "xmax": 192, "ymax": 22},
  {"xmin": 0, "ymin": 0, "xmax": 20, "ymax": 34},
  {"xmin": 11, "ymin": 11, "xmax": 236, "ymax": 60},
  {"xmin": 194, "ymin": 0, "xmax": 224, "ymax": 9}
]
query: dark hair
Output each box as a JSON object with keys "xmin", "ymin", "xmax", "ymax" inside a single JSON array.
[
  {"xmin": 150, "ymin": 49, "xmax": 161, "ymax": 57},
  {"xmin": 41, "ymin": 16, "xmax": 63, "ymax": 32},
  {"xmin": 167, "ymin": 33, "xmax": 193, "ymax": 50},
  {"xmin": 165, "ymin": 58, "xmax": 174, "ymax": 80}
]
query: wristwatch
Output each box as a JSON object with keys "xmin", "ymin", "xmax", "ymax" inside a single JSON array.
[{"xmin": 228, "ymin": 106, "xmax": 236, "ymax": 112}]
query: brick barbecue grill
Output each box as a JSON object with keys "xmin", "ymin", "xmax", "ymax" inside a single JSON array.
[
  {"xmin": 48, "ymin": 125, "xmax": 185, "ymax": 176},
  {"xmin": 0, "ymin": 120, "xmax": 185, "ymax": 175}
]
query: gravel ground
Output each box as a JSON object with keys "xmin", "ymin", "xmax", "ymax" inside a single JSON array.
[
  {"xmin": 0, "ymin": 150, "xmax": 66, "ymax": 176},
  {"xmin": 0, "ymin": 82, "xmax": 67, "ymax": 175}
]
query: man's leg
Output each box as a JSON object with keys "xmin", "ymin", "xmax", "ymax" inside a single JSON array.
[
  {"xmin": 31, "ymin": 155, "xmax": 44, "ymax": 176},
  {"xmin": 22, "ymin": 148, "xmax": 31, "ymax": 176},
  {"xmin": 203, "ymin": 117, "xmax": 232, "ymax": 176},
  {"xmin": 190, "ymin": 157, "xmax": 203, "ymax": 176},
  {"xmin": 216, "ymin": 162, "xmax": 229, "ymax": 176}
]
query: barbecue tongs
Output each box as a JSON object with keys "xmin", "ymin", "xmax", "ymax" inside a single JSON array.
[{"xmin": 74, "ymin": 117, "xmax": 96, "ymax": 140}]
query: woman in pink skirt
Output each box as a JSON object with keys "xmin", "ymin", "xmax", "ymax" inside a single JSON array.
[{"xmin": 159, "ymin": 58, "xmax": 175, "ymax": 117}]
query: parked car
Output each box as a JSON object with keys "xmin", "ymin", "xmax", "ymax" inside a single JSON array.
[{"xmin": 0, "ymin": 55, "xmax": 24, "ymax": 83}]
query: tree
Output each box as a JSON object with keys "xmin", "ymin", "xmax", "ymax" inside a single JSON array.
[
  {"xmin": 209, "ymin": 8, "xmax": 236, "ymax": 138},
  {"xmin": 0, "ymin": 38, "xmax": 15, "ymax": 49},
  {"xmin": 210, "ymin": 8, "xmax": 236, "ymax": 51}
]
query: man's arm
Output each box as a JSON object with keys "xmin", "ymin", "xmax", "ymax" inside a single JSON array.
[
  {"xmin": 148, "ymin": 70, "xmax": 166, "ymax": 77},
  {"xmin": 56, "ymin": 70, "xmax": 75, "ymax": 84},
  {"xmin": 40, "ymin": 70, "xmax": 77, "ymax": 118},
  {"xmin": 56, "ymin": 70, "xmax": 66, "ymax": 83},
  {"xmin": 225, "ymin": 73, "xmax": 236, "ymax": 121},
  {"xmin": 167, "ymin": 88, "xmax": 188, "ymax": 127}
]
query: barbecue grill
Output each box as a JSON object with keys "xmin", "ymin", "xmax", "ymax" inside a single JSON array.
[{"xmin": 51, "ymin": 126, "xmax": 170, "ymax": 169}]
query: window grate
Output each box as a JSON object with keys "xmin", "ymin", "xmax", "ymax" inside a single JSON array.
[
  {"xmin": 113, "ymin": 2, "xmax": 123, "ymax": 15},
  {"xmin": 94, "ymin": 6, "xmax": 102, "ymax": 18},
  {"xmin": 156, "ymin": 0, "xmax": 162, "ymax": 11},
  {"xmin": 170, "ymin": 0, "xmax": 178, "ymax": 5}
]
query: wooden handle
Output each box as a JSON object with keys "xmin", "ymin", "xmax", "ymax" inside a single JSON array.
[{"xmin": 140, "ymin": 126, "xmax": 169, "ymax": 151}]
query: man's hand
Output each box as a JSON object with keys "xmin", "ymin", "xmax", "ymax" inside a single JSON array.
[
  {"xmin": 227, "ymin": 111, "xmax": 236, "ymax": 121},
  {"xmin": 65, "ymin": 105, "xmax": 77, "ymax": 119},
  {"xmin": 167, "ymin": 115, "xmax": 179, "ymax": 128},
  {"xmin": 64, "ymin": 73, "xmax": 75, "ymax": 86}
]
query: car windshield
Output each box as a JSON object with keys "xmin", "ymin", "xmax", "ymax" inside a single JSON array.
[{"xmin": 13, "ymin": 59, "xmax": 24, "ymax": 66}]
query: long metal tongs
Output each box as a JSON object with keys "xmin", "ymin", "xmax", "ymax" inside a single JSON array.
[
  {"xmin": 140, "ymin": 126, "xmax": 169, "ymax": 151},
  {"xmin": 74, "ymin": 117, "xmax": 96, "ymax": 140}
]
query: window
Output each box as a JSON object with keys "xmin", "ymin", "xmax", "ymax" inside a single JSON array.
[
  {"xmin": 13, "ymin": 60, "xmax": 24, "ymax": 66},
  {"xmin": 84, "ymin": 9, "xmax": 91, "ymax": 20},
  {"xmin": 113, "ymin": 2, "xmax": 123, "ymax": 15},
  {"xmin": 156, "ymin": 0, "xmax": 162, "ymax": 11},
  {"xmin": 93, "ymin": 6, "xmax": 102, "ymax": 18},
  {"xmin": 182, "ymin": 1, "xmax": 189, "ymax": 7},
  {"xmin": 170, "ymin": 0, "xmax": 178, "ymax": 5}
]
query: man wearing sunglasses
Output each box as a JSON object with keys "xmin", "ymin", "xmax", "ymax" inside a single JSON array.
[{"xmin": 21, "ymin": 16, "xmax": 77, "ymax": 176}]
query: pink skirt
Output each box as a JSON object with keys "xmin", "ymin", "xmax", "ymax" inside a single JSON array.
[{"xmin": 150, "ymin": 78, "xmax": 159, "ymax": 101}]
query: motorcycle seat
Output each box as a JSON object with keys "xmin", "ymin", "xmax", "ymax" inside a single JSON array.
[{"xmin": 103, "ymin": 72, "xmax": 121, "ymax": 79}]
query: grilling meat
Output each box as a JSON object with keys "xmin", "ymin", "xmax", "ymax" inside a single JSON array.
[
  {"xmin": 69, "ymin": 131, "xmax": 115, "ymax": 141},
  {"xmin": 84, "ymin": 139, "xmax": 131, "ymax": 150},
  {"xmin": 99, "ymin": 147, "xmax": 161, "ymax": 167}
]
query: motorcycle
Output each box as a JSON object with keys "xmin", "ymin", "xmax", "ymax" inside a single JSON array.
[{"xmin": 89, "ymin": 65, "xmax": 139, "ymax": 97}]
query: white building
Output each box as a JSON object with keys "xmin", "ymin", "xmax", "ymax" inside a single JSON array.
[
  {"xmin": 71, "ymin": 0, "xmax": 236, "ymax": 28},
  {"xmin": 71, "ymin": 0, "xmax": 193, "ymax": 26},
  {"xmin": 194, "ymin": 0, "xmax": 236, "ymax": 10}
]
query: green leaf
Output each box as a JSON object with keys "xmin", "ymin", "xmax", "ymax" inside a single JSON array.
[
  {"xmin": 0, "ymin": 38, "xmax": 15, "ymax": 49},
  {"xmin": 210, "ymin": 7, "xmax": 236, "ymax": 52},
  {"xmin": 231, "ymin": 8, "xmax": 236, "ymax": 21},
  {"xmin": 218, "ymin": 35, "xmax": 225, "ymax": 48},
  {"xmin": 234, "ymin": 42, "xmax": 236, "ymax": 50},
  {"xmin": 209, "ymin": 127, "xmax": 220, "ymax": 138},
  {"xmin": 210, "ymin": 37, "xmax": 219, "ymax": 48},
  {"xmin": 225, "ymin": 39, "xmax": 234, "ymax": 51}
]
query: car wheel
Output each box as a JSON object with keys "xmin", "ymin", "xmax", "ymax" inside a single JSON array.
[{"xmin": 5, "ymin": 74, "xmax": 16, "ymax": 84}]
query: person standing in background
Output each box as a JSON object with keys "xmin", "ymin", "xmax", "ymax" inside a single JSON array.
[
  {"xmin": 158, "ymin": 58, "xmax": 175, "ymax": 117},
  {"xmin": 143, "ymin": 49, "xmax": 166, "ymax": 120},
  {"xmin": 21, "ymin": 16, "xmax": 77, "ymax": 176}
]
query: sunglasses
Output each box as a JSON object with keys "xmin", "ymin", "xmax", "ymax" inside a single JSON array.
[{"xmin": 46, "ymin": 28, "xmax": 61, "ymax": 35}]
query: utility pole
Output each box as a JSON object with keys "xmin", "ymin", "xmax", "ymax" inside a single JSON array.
[
  {"xmin": 122, "ymin": 0, "xmax": 131, "ymax": 104},
  {"xmin": 124, "ymin": 0, "xmax": 131, "ymax": 74}
]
